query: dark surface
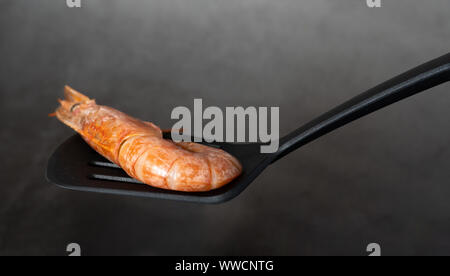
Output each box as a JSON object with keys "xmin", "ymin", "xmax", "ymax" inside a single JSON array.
[{"xmin": 1, "ymin": 0, "xmax": 450, "ymax": 255}]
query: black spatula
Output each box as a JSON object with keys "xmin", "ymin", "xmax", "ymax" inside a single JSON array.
[{"xmin": 47, "ymin": 53, "xmax": 450, "ymax": 203}]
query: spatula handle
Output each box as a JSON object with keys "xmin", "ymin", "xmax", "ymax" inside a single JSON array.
[{"xmin": 274, "ymin": 53, "xmax": 450, "ymax": 162}]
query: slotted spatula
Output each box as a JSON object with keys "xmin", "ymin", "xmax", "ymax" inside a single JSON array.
[{"xmin": 47, "ymin": 53, "xmax": 450, "ymax": 203}]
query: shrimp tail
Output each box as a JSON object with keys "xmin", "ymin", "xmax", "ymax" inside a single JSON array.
[
  {"xmin": 64, "ymin": 85, "xmax": 91, "ymax": 103},
  {"xmin": 53, "ymin": 86, "xmax": 95, "ymax": 131}
]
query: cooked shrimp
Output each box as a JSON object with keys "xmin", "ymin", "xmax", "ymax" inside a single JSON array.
[{"xmin": 53, "ymin": 86, "xmax": 242, "ymax": 192}]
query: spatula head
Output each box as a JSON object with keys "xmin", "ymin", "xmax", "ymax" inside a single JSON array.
[{"xmin": 46, "ymin": 135, "xmax": 271, "ymax": 203}]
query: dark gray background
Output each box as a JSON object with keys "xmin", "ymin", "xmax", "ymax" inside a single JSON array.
[{"xmin": 0, "ymin": 0, "xmax": 449, "ymax": 256}]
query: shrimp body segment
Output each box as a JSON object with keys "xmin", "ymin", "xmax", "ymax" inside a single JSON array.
[{"xmin": 54, "ymin": 86, "xmax": 242, "ymax": 192}]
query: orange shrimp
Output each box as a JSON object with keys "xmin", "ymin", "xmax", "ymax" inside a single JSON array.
[{"xmin": 53, "ymin": 86, "xmax": 242, "ymax": 192}]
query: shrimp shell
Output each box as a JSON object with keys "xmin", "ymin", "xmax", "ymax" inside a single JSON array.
[{"xmin": 54, "ymin": 86, "xmax": 242, "ymax": 192}]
